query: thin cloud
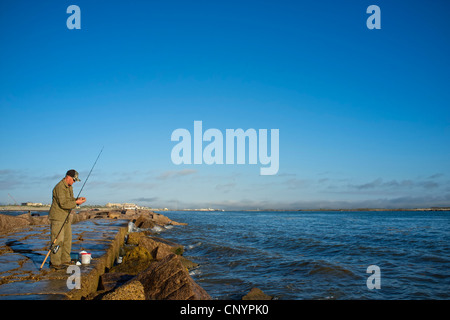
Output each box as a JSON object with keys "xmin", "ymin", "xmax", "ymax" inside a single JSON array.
[
  {"xmin": 285, "ymin": 178, "xmax": 310, "ymax": 189},
  {"xmin": 215, "ymin": 183, "xmax": 236, "ymax": 193},
  {"xmin": 417, "ymin": 181, "xmax": 439, "ymax": 189},
  {"xmin": 0, "ymin": 169, "xmax": 26, "ymax": 190},
  {"xmin": 181, "ymin": 193, "xmax": 450, "ymax": 210},
  {"xmin": 157, "ymin": 169, "xmax": 198, "ymax": 180},
  {"xmin": 427, "ymin": 173, "xmax": 444, "ymax": 179},
  {"xmin": 131, "ymin": 197, "xmax": 159, "ymax": 203},
  {"xmin": 349, "ymin": 178, "xmax": 435, "ymax": 191}
]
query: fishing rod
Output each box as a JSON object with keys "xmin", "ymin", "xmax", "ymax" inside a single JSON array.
[
  {"xmin": 76, "ymin": 146, "xmax": 103, "ymax": 199},
  {"xmin": 39, "ymin": 147, "xmax": 104, "ymax": 270}
]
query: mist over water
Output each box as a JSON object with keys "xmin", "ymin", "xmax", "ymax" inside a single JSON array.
[{"xmin": 162, "ymin": 210, "xmax": 450, "ymax": 300}]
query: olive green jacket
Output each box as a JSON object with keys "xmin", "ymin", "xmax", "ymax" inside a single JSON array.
[{"xmin": 49, "ymin": 178, "xmax": 77, "ymax": 221}]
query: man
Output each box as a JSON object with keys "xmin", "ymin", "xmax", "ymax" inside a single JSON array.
[{"xmin": 48, "ymin": 169, "xmax": 86, "ymax": 270}]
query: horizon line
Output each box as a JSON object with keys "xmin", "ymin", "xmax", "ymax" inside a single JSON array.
[{"xmin": 0, "ymin": 204, "xmax": 449, "ymax": 212}]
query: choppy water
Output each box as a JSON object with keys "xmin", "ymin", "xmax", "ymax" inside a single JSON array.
[{"xmin": 161, "ymin": 210, "xmax": 450, "ymax": 300}]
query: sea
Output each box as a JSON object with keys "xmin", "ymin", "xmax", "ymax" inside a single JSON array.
[{"xmin": 159, "ymin": 210, "xmax": 450, "ymax": 300}]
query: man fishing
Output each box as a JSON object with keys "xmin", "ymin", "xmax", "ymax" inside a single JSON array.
[{"xmin": 48, "ymin": 169, "xmax": 86, "ymax": 270}]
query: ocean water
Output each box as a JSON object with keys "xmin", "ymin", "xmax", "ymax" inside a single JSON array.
[
  {"xmin": 0, "ymin": 211, "xmax": 48, "ymax": 216},
  {"xmin": 161, "ymin": 210, "xmax": 450, "ymax": 300}
]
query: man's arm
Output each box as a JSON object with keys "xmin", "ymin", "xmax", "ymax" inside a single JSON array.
[{"xmin": 54, "ymin": 184, "xmax": 77, "ymax": 210}]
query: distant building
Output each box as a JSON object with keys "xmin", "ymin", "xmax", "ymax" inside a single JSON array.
[
  {"xmin": 105, "ymin": 202, "xmax": 141, "ymax": 209},
  {"xmin": 122, "ymin": 203, "xmax": 138, "ymax": 210},
  {"xmin": 105, "ymin": 203, "xmax": 122, "ymax": 208},
  {"xmin": 21, "ymin": 202, "xmax": 43, "ymax": 206}
]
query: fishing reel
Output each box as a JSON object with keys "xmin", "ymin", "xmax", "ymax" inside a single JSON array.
[{"xmin": 51, "ymin": 244, "xmax": 60, "ymax": 254}]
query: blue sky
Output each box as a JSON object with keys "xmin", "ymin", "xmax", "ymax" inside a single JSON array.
[{"xmin": 1, "ymin": 0, "xmax": 449, "ymax": 209}]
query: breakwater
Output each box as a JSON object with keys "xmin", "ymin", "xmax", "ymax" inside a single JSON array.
[{"xmin": 0, "ymin": 209, "xmax": 211, "ymax": 300}]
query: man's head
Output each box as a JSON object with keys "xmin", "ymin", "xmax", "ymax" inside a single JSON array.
[{"xmin": 65, "ymin": 169, "xmax": 81, "ymax": 186}]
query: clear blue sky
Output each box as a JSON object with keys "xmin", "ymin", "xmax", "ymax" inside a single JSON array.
[{"xmin": 1, "ymin": 0, "xmax": 449, "ymax": 209}]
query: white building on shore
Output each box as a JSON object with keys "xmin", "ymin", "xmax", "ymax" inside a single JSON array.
[
  {"xmin": 21, "ymin": 202, "xmax": 44, "ymax": 207},
  {"xmin": 122, "ymin": 203, "xmax": 138, "ymax": 210},
  {"xmin": 105, "ymin": 203, "xmax": 139, "ymax": 210}
]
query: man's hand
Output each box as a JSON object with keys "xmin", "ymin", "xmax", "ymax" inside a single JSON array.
[{"xmin": 76, "ymin": 197, "xmax": 86, "ymax": 205}]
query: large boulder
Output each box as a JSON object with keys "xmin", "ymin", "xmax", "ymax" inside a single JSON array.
[
  {"xmin": 122, "ymin": 209, "xmax": 136, "ymax": 216},
  {"xmin": 148, "ymin": 212, "xmax": 187, "ymax": 226},
  {"xmin": 0, "ymin": 214, "xmax": 30, "ymax": 232},
  {"xmin": 149, "ymin": 212, "xmax": 172, "ymax": 225},
  {"xmin": 98, "ymin": 272, "xmax": 134, "ymax": 292},
  {"xmin": 126, "ymin": 231, "xmax": 146, "ymax": 245},
  {"xmin": 242, "ymin": 287, "xmax": 273, "ymax": 300},
  {"xmin": 134, "ymin": 215, "xmax": 156, "ymax": 229},
  {"xmin": 135, "ymin": 254, "xmax": 211, "ymax": 300},
  {"xmin": 110, "ymin": 246, "xmax": 153, "ymax": 275},
  {"xmin": 101, "ymin": 280, "xmax": 145, "ymax": 300},
  {"xmin": 17, "ymin": 212, "xmax": 49, "ymax": 226},
  {"xmin": 108, "ymin": 211, "xmax": 122, "ymax": 219},
  {"xmin": 138, "ymin": 236, "xmax": 184, "ymax": 259}
]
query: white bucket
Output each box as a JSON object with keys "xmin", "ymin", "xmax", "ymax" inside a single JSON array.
[{"xmin": 81, "ymin": 252, "xmax": 92, "ymax": 264}]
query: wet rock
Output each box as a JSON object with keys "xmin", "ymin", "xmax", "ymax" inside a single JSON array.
[
  {"xmin": 242, "ymin": 287, "xmax": 272, "ymax": 300},
  {"xmin": 135, "ymin": 254, "xmax": 211, "ymax": 300},
  {"xmin": 109, "ymin": 246, "xmax": 152, "ymax": 275},
  {"xmin": 149, "ymin": 212, "xmax": 172, "ymax": 225},
  {"xmin": 179, "ymin": 256, "xmax": 199, "ymax": 270},
  {"xmin": 138, "ymin": 236, "xmax": 184, "ymax": 260},
  {"xmin": 101, "ymin": 280, "xmax": 145, "ymax": 300},
  {"xmin": 134, "ymin": 215, "xmax": 156, "ymax": 229}
]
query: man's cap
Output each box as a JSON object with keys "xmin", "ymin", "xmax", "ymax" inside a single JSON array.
[{"xmin": 66, "ymin": 169, "xmax": 81, "ymax": 182}]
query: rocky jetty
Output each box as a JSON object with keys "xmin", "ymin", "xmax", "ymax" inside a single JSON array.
[
  {"xmin": 0, "ymin": 208, "xmax": 209, "ymax": 300},
  {"xmin": 92, "ymin": 229, "xmax": 210, "ymax": 300}
]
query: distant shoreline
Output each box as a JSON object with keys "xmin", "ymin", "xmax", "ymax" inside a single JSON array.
[
  {"xmin": 0, "ymin": 205, "xmax": 449, "ymax": 212},
  {"xmin": 291, "ymin": 207, "xmax": 449, "ymax": 212}
]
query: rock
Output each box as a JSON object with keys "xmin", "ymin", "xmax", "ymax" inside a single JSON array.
[
  {"xmin": 34, "ymin": 215, "xmax": 49, "ymax": 225},
  {"xmin": 135, "ymin": 254, "xmax": 211, "ymax": 300},
  {"xmin": 71, "ymin": 211, "xmax": 88, "ymax": 224},
  {"xmin": 134, "ymin": 215, "xmax": 156, "ymax": 229},
  {"xmin": 18, "ymin": 212, "xmax": 50, "ymax": 226},
  {"xmin": 122, "ymin": 209, "xmax": 136, "ymax": 215},
  {"xmin": 108, "ymin": 212, "xmax": 121, "ymax": 219},
  {"xmin": 148, "ymin": 212, "xmax": 187, "ymax": 226},
  {"xmin": 138, "ymin": 236, "xmax": 184, "ymax": 260},
  {"xmin": 110, "ymin": 246, "xmax": 153, "ymax": 275},
  {"xmin": 179, "ymin": 256, "xmax": 199, "ymax": 270},
  {"xmin": 242, "ymin": 287, "xmax": 272, "ymax": 300},
  {"xmin": 127, "ymin": 232, "xmax": 145, "ymax": 245},
  {"xmin": 149, "ymin": 212, "xmax": 172, "ymax": 225},
  {"xmin": 98, "ymin": 272, "xmax": 134, "ymax": 292},
  {"xmin": 173, "ymin": 221, "xmax": 188, "ymax": 226},
  {"xmin": 101, "ymin": 280, "xmax": 145, "ymax": 300},
  {"xmin": 0, "ymin": 214, "xmax": 30, "ymax": 232}
]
